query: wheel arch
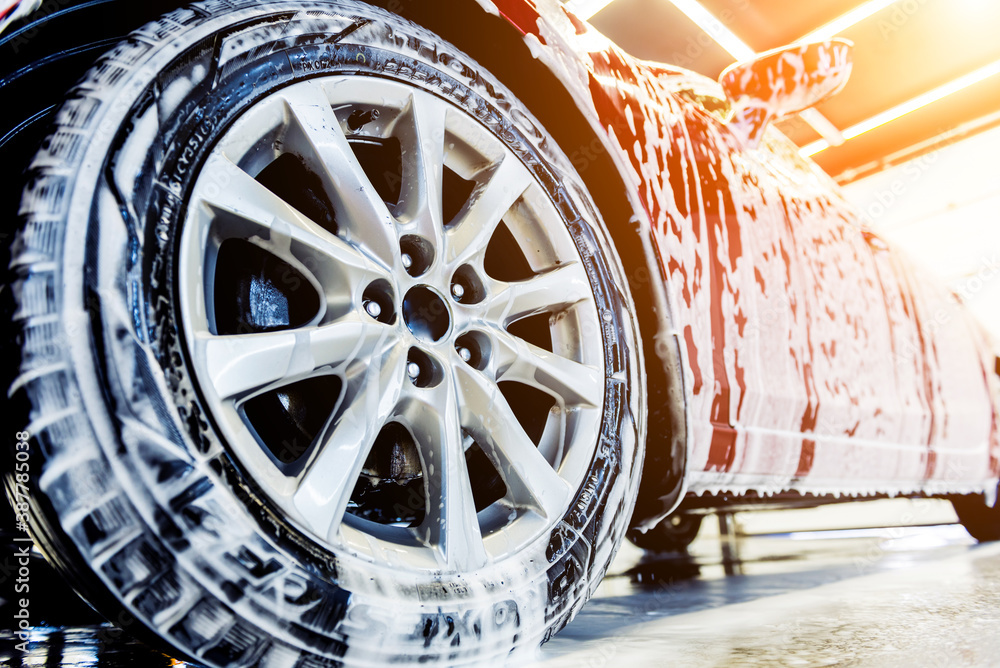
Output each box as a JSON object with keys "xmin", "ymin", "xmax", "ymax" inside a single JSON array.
[{"xmin": 375, "ymin": 0, "xmax": 688, "ymax": 529}]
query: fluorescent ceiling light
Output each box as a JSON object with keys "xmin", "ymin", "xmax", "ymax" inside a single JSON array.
[
  {"xmin": 801, "ymin": 57, "xmax": 1000, "ymax": 156},
  {"xmin": 666, "ymin": 0, "xmax": 756, "ymax": 60},
  {"xmin": 570, "ymin": 0, "xmax": 904, "ymax": 48},
  {"xmin": 564, "ymin": 0, "xmax": 616, "ymax": 20},
  {"xmin": 799, "ymin": 0, "xmax": 900, "ymax": 43},
  {"xmin": 569, "ymin": 0, "xmax": 756, "ymax": 59}
]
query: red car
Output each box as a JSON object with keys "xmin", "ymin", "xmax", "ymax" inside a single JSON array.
[{"xmin": 3, "ymin": 0, "xmax": 998, "ymax": 664}]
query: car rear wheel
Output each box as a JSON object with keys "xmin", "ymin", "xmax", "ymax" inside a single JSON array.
[
  {"xmin": 952, "ymin": 486, "xmax": 1000, "ymax": 542},
  {"xmin": 8, "ymin": 1, "xmax": 645, "ymax": 664},
  {"xmin": 627, "ymin": 513, "xmax": 703, "ymax": 553}
]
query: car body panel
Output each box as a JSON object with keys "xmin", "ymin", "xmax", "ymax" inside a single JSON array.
[
  {"xmin": 481, "ymin": 0, "xmax": 999, "ymax": 506},
  {"xmin": 10, "ymin": 0, "xmax": 998, "ymax": 512}
]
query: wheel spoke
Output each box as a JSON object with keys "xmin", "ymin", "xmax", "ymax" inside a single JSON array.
[
  {"xmin": 492, "ymin": 329, "xmax": 603, "ymax": 408},
  {"xmin": 195, "ymin": 152, "xmax": 380, "ymax": 281},
  {"xmin": 394, "ymin": 91, "xmax": 448, "ymax": 254},
  {"xmin": 454, "ymin": 364, "xmax": 572, "ymax": 519},
  {"xmin": 404, "ymin": 380, "xmax": 488, "ymax": 570},
  {"xmin": 192, "ymin": 313, "xmax": 391, "ymax": 401},
  {"xmin": 281, "ymin": 83, "xmax": 399, "ymax": 268},
  {"xmin": 291, "ymin": 344, "xmax": 408, "ymax": 541},
  {"xmin": 535, "ymin": 412, "xmax": 565, "ymax": 465},
  {"xmin": 485, "ymin": 262, "xmax": 590, "ymax": 325},
  {"xmin": 445, "ymin": 155, "xmax": 534, "ymax": 266}
]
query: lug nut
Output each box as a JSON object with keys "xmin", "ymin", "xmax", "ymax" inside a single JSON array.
[
  {"xmin": 362, "ymin": 280, "xmax": 395, "ymax": 325},
  {"xmin": 455, "ymin": 332, "xmax": 489, "ymax": 371},
  {"xmin": 450, "ymin": 265, "xmax": 484, "ymax": 304},
  {"xmin": 400, "ymin": 235, "xmax": 433, "ymax": 277},
  {"xmin": 406, "ymin": 348, "xmax": 443, "ymax": 388}
]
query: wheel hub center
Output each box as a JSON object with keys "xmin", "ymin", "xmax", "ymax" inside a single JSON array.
[{"xmin": 402, "ymin": 286, "xmax": 451, "ymax": 342}]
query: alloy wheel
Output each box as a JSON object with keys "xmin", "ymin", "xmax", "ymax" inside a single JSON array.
[{"xmin": 178, "ymin": 76, "xmax": 606, "ymax": 572}]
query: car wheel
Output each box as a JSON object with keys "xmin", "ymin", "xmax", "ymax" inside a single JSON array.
[
  {"xmin": 8, "ymin": 1, "xmax": 645, "ymax": 664},
  {"xmin": 627, "ymin": 513, "xmax": 703, "ymax": 553},
  {"xmin": 952, "ymin": 487, "xmax": 1000, "ymax": 542}
]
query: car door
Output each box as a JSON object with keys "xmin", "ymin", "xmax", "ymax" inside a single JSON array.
[
  {"xmin": 650, "ymin": 77, "xmax": 921, "ymax": 492},
  {"xmin": 722, "ymin": 143, "xmax": 907, "ymax": 489},
  {"xmin": 862, "ymin": 229, "xmax": 936, "ymax": 481},
  {"xmin": 870, "ymin": 234, "xmax": 996, "ymax": 485}
]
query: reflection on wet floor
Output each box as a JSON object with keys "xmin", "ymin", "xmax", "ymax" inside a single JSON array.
[
  {"xmin": 0, "ymin": 625, "xmax": 181, "ymax": 667},
  {"xmin": 4, "ymin": 500, "xmax": 1000, "ymax": 667},
  {"xmin": 533, "ymin": 513, "xmax": 1000, "ymax": 667}
]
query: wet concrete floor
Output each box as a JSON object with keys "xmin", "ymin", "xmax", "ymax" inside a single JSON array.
[{"xmin": 534, "ymin": 522, "xmax": 1000, "ymax": 667}]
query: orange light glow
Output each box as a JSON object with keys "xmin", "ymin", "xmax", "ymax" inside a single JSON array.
[
  {"xmin": 801, "ymin": 58, "xmax": 1000, "ymax": 156},
  {"xmin": 799, "ymin": 0, "xmax": 901, "ymax": 43},
  {"xmin": 564, "ymin": 0, "xmax": 616, "ymax": 21},
  {"xmin": 665, "ymin": 0, "xmax": 756, "ymax": 60}
]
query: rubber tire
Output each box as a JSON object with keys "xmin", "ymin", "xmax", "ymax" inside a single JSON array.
[
  {"xmin": 7, "ymin": 1, "xmax": 645, "ymax": 665},
  {"xmin": 626, "ymin": 514, "xmax": 703, "ymax": 553},
  {"xmin": 952, "ymin": 489, "xmax": 1000, "ymax": 542}
]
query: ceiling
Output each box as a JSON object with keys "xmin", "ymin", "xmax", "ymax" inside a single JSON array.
[{"xmin": 581, "ymin": 0, "xmax": 1000, "ymax": 183}]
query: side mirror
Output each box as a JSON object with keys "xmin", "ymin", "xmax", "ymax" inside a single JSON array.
[{"xmin": 720, "ymin": 39, "xmax": 853, "ymax": 146}]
